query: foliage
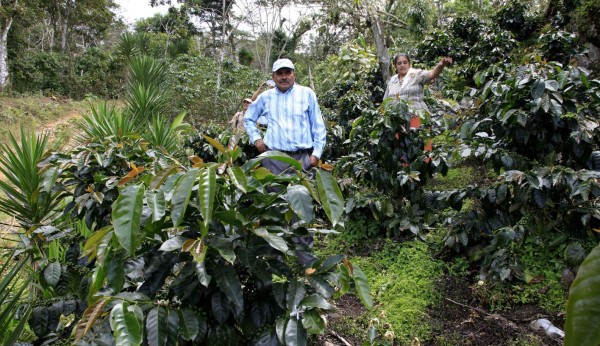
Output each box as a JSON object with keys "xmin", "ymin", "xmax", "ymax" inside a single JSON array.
[
  {"xmin": 491, "ymin": 0, "xmax": 541, "ymax": 41},
  {"xmin": 316, "ymin": 40, "xmax": 384, "ymax": 159},
  {"xmin": 72, "ymin": 47, "xmax": 125, "ymax": 99},
  {"xmin": 444, "ymin": 58, "xmax": 600, "ymax": 280},
  {"xmin": 0, "ymin": 129, "xmax": 67, "ymax": 229},
  {"xmin": 169, "ymin": 55, "xmax": 264, "ymax": 125},
  {"xmin": 124, "ymin": 55, "xmax": 173, "ymax": 121},
  {"xmin": 0, "ymin": 251, "xmax": 34, "ymax": 346},
  {"xmin": 9, "ymin": 48, "xmax": 124, "ymax": 99},
  {"xmin": 565, "ymin": 242, "xmax": 600, "ymax": 346},
  {"xmin": 417, "ymin": 20, "xmax": 517, "ymax": 85},
  {"xmin": 538, "ymin": 29, "xmax": 579, "ymax": 65},
  {"xmin": 0, "ymin": 89, "xmax": 372, "ymax": 344},
  {"xmin": 571, "ymin": 0, "xmax": 600, "ymax": 47},
  {"xmin": 10, "ymin": 51, "xmax": 71, "ymax": 96},
  {"xmin": 473, "ymin": 232, "xmax": 572, "ymax": 312}
]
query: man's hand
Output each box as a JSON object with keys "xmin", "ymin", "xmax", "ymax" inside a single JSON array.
[
  {"xmin": 254, "ymin": 139, "xmax": 267, "ymax": 153},
  {"xmin": 309, "ymin": 155, "xmax": 319, "ymax": 167}
]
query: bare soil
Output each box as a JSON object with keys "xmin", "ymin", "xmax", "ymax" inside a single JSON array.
[{"xmin": 317, "ymin": 275, "xmax": 564, "ymax": 346}]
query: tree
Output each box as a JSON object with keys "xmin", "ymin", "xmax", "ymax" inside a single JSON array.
[
  {"xmin": 0, "ymin": 0, "xmax": 18, "ymax": 92},
  {"xmin": 40, "ymin": 0, "xmax": 117, "ymax": 52},
  {"xmin": 236, "ymin": 0, "xmax": 313, "ymax": 72}
]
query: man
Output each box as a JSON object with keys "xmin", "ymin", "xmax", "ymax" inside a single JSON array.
[{"xmin": 244, "ymin": 58, "xmax": 326, "ymax": 175}]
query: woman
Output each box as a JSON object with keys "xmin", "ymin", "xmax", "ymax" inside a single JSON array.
[
  {"xmin": 229, "ymin": 98, "xmax": 253, "ymax": 132},
  {"xmin": 384, "ymin": 53, "xmax": 453, "ymax": 114},
  {"xmin": 384, "ymin": 53, "xmax": 452, "ymax": 164}
]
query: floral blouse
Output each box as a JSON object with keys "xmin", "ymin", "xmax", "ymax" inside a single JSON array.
[{"xmin": 383, "ymin": 68, "xmax": 432, "ymax": 112}]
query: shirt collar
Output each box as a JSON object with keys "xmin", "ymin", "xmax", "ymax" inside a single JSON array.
[{"xmin": 276, "ymin": 83, "xmax": 296, "ymax": 94}]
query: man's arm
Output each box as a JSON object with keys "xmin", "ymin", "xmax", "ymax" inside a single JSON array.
[
  {"xmin": 243, "ymin": 96, "xmax": 266, "ymax": 152},
  {"xmin": 307, "ymin": 90, "xmax": 327, "ymax": 165}
]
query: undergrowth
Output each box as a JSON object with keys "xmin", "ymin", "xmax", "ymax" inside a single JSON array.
[{"xmin": 316, "ymin": 237, "xmax": 443, "ymax": 344}]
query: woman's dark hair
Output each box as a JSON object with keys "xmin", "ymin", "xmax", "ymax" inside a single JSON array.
[{"xmin": 393, "ymin": 53, "xmax": 411, "ymax": 65}]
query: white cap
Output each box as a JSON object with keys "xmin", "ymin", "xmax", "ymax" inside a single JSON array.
[
  {"xmin": 272, "ymin": 58, "xmax": 295, "ymax": 72},
  {"xmin": 243, "ymin": 98, "xmax": 253, "ymax": 103}
]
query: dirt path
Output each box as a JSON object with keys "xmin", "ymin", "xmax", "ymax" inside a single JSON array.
[{"xmin": 34, "ymin": 110, "xmax": 83, "ymax": 150}]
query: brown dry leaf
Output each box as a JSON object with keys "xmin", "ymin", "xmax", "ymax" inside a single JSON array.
[
  {"xmin": 305, "ymin": 268, "xmax": 316, "ymax": 276},
  {"xmin": 320, "ymin": 163, "xmax": 334, "ymax": 171}
]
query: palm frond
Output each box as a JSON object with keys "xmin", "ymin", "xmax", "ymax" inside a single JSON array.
[{"xmin": 0, "ymin": 129, "xmax": 64, "ymax": 228}]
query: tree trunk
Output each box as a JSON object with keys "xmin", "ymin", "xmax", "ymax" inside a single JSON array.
[
  {"xmin": 370, "ymin": 14, "xmax": 390, "ymax": 83},
  {"xmin": 216, "ymin": 0, "xmax": 227, "ymax": 91},
  {"xmin": 0, "ymin": 0, "xmax": 17, "ymax": 92}
]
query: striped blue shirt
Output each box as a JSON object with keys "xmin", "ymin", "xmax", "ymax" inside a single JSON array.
[{"xmin": 244, "ymin": 83, "xmax": 326, "ymax": 158}]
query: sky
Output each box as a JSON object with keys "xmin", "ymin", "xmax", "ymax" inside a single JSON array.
[{"xmin": 113, "ymin": 0, "xmax": 171, "ymax": 25}]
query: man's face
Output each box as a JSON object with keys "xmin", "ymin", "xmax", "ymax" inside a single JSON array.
[{"xmin": 272, "ymin": 68, "xmax": 295, "ymax": 92}]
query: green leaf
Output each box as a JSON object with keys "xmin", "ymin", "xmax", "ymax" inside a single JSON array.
[
  {"xmin": 112, "ymin": 184, "xmax": 145, "ymax": 255},
  {"xmin": 550, "ymin": 99, "xmax": 563, "ymax": 116},
  {"xmin": 30, "ymin": 306, "xmax": 49, "ymax": 337},
  {"xmin": 178, "ymin": 308, "xmax": 199, "ymax": 341},
  {"xmin": 145, "ymin": 189, "xmax": 166, "ymax": 222},
  {"xmin": 301, "ymin": 180, "xmax": 320, "ymax": 204},
  {"xmin": 316, "ymin": 254, "xmax": 344, "ymax": 274},
  {"xmin": 541, "ymin": 94, "xmax": 550, "ymax": 113},
  {"xmin": 88, "ymin": 263, "xmax": 106, "ymax": 301},
  {"xmin": 287, "ymin": 185, "xmax": 315, "ymax": 224},
  {"xmin": 214, "ymin": 265, "xmax": 244, "ymax": 317},
  {"xmin": 258, "ymin": 151, "xmax": 303, "ymax": 172},
  {"xmin": 211, "ymin": 237, "xmax": 236, "ymax": 264},
  {"xmin": 301, "ymin": 310, "xmax": 325, "ymax": 334},
  {"xmin": 338, "ymin": 263, "xmax": 351, "ymax": 296},
  {"xmin": 531, "ymin": 78, "xmax": 545, "ymax": 99},
  {"xmin": 170, "ymin": 169, "xmax": 198, "ymax": 227},
  {"xmin": 159, "ymin": 235, "xmax": 188, "ymax": 252},
  {"xmin": 106, "ymin": 249, "xmax": 125, "ymax": 292},
  {"xmin": 109, "ymin": 301, "xmax": 143, "ymax": 346},
  {"xmin": 150, "ymin": 165, "xmax": 178, "ymax": 190},
  {"xmin": 315, "ymin": 170, "xmax": 344, "ymax": 227},
  {"xmin": 275, "ymin": 317, "xmax": 286, "ymax": 344},
  {"xmin": 284, "ymin": 317, "xmax": 307, "ymax": 346},
  {"xmin": 565, "ymin": 243, "xmax": 600, "ymax": 346},
  {"xmin": 194, "ymin": 262, "xmax": 211, "ymax": 287},
  {"xmin": 227, "ymin": 167, "xmax": 247, "ymax": 193},
  {"xmin": 545, "ymin": 79, "xmax": 559, "ymax": 91},
  {"xmin": 166, "ymin": 308, "xmax": 180, "ymax": 345},
  {"xmin": 252, "ymin": 228, "xmax": 289, "ymax": 253},
  {"xmin": 286, "ymin": 280, "xmax": 306, "ymax": 311},
  {"xmin": 146, "ymin": 307, "xmax": 168, "ymax": 346},
  {"xmin": 351, "ymin": 263, "xmax": 373, "ymax": 310},
  {"xmin": 44, "ymin": 262, "xmax": 61, "ymax": 287},
  {"xmin": 307, "ymin": 276, "xmax": 334, "ymax": 299},
  {"xmin": 300, "ymin": 294, "xmax": 335, "ymax": 311},
  {"xmin": 198, "ymin": 167, "xmax": 216, "ymax": 227}
]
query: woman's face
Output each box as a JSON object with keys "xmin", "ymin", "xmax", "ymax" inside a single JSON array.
[{"xmin": 395, "ymin": 56, "xmax": 411, "ymax": 76}]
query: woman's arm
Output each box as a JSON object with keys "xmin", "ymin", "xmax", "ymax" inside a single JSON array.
[
  {"xmin": 428, "ymin": 57, "xmax": 453, "ymax": 81},
  {"xmin": 251, "ymin": 81, "xmax": 268, "ymax": 101}
]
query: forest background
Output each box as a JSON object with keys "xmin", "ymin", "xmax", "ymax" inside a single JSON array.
[{"xmin": 0, "ymin": 0, "xmax": 599, "ymax": 345}]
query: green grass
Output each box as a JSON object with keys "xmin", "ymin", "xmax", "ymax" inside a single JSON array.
[
  {"xmin": 317, "ymin": 237, "xmax": 443, "ymax": 345},
  {"xmin": 0, "ymin": 96, "xmax": 87, "ymax": 137},
  {"xmin": 427, "ymin": 159, "xmax": 497, "ymax": 191}
]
